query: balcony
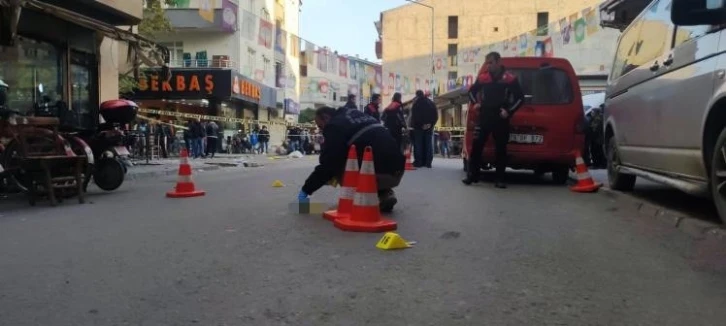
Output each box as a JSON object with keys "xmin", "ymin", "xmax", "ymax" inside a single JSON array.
[
  {"xmin": 164, "ymin": 0, "xmax": 238, "ymax": 33},
  {"xmin": 168, "ymin": 58, "xmax": 237, "ymax": 69}
]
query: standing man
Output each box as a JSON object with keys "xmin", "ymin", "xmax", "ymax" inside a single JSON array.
[
  {"xmin": 258, "ymin": 125, "xmax": 270, "ymax": 154},
  {"xmin": 344, "ymin": 94, "xmax": 358, "ymax": 110},
  {"xmin": 204, "ymin": 120, "xmax": 219, "ymax": 158},
  {"xmin": 462, "ymin": 51, "xmax": 524, "ymax": 188},
  {"xmin": 410, "ymin": 90, "xmax": 438, "ymax": 168},
  {"xmin": 364, "ymin": 94, "xmax": 382, "ymax": 122}
]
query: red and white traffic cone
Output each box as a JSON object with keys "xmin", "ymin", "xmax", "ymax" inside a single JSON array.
[
  {"xmin": 323, "ymin": 145, "xmax": 359, "ymax": 221},
  {"xmin": 166, "ymin": 148, "xmax": 206, "ymax": 198}
]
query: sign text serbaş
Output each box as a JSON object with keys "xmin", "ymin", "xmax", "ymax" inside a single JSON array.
[{"xmin": 138, "ymin": 74, "xmax": 215, "ymax": 94}]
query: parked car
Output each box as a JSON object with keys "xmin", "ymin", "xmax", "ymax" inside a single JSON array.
[
  {"xmin": 462, "ymin": 57, "xmax": 586, "ymax": 184},
  {"xmin": 602, "ymin": 0, "xmax": 726, "ymax": 222}
]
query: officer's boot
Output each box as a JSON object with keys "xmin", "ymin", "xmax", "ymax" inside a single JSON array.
[{"xmin": 378, "ymin": 189, "xmax": 397, "ymax": 213}]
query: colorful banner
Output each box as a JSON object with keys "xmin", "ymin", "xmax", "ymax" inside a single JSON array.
[
  {"xmin": 258, "ymin": 19, "xmax": 273, "ymax": 49},
  {"xmin": 221, "ymin": 0, "xmax": 237, "ymax": 32},
  {"xmin": 305, "ymin": 41, "xmax": 315, "ymax": 65},
  {"xmin": 339, "ymin": 57, "xmax": 348, "ymax": 77},
  {"xmin": 275, "ymin": 25, "xmax": 287, "ymax": 54},
  {"xmin": 198, "ymin": 0, "xmax": 216, "ymax": 23},
  {"xmin": 289, "ymin": 35, "xmax": 300, "ymax": 57}
]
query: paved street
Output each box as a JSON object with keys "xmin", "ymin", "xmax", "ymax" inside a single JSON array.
[{"xmin": 1, "ymin": 157, "xmax": 726, "ymax": 325}]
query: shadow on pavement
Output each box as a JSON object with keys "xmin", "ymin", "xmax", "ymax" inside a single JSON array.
[{"xmin": 589, "ymin": 169, "xmax": 722, "ymax": 225}]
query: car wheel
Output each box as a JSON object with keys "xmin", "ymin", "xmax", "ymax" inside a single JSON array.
[
  {"xmin": 607, "ymin": 137, "xmax": 636, "ymax": 191},
  {"xmin": 552, "ymin": 166, "xmax": 569, "ymax": 185},
  {"xmin": 710, "ymin": 128, "xmax": 726, "ymax": 223}
]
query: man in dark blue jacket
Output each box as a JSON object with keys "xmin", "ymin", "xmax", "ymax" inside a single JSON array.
[
  {"xmin": 463, "ymin": 51, "xmax": 524, "ymax": 188},
  {"xmin": 298, "ymin": 106, "xmax": 405, "ymax": 212}
]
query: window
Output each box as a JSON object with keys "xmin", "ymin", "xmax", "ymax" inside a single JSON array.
[
  {"xmin": 674, "ymin": 23, "xmax": 713, "ymax": 47},
  {"xmin": 448, "ymin": 71, "xmax": 457, "ymax": 83},
  {"xmin": 610, "ymin": 20, "xmax": 643, "ymax": 80},
  {"xmin": 300, "ymin": 64, "xmax": 307, "ymax": 77},
  {"xmin": 159, "ymin": 42, "xmax": 184, "ymax": 66},
  {"xmin": 0, "ymin": 37, "xmax": 62, "ymax": 116},
  {"xmin": 448, "ymin": 43, "xmax": 458, "ymax": 67},
  {"xmin": 69, "ymin": 51, "xmax": 97, "ymax": 130},
  {"xmin": 536, "ymin": 12, "xmax": 549, "ymax": 36},
  {"xmin": 448, "ymin": 16, "xmax": 458, "ymax": 39},
  {"xmin": 509, "ymin": 68, "xmax": 573, "ymax": 105},
  {"xmin": 246, "ymin": 47, "xmax": 256, "ymax": 76},
  {"xmin": 630, "ymin": 0, "xmax": 674, "ymax": 69},
  {"xmin": 263, "ymin": 57, "xmax": 271, "ymax": 75},
  {"xmin": 275, "ymin": 61, "xmax": 284, "ymax": 88},
  {"xmin": 493, "ymin": 27, "xmax": 499, "ymax": 32}
]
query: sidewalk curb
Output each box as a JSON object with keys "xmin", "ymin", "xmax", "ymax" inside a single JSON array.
[
  {"xmin": 126, "ymin": 165, "xmax": 222, "ymax": 181},
  {"xmin": 599, "ymin": 185, "xmax": 725, "ymax": 241},
  {"xmin": 568, "ymin": 171, "xmax": 725, "ymax": 241}
]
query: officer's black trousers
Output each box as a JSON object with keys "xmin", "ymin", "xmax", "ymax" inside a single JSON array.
[{"xmin": 468, "ymin": 120, "xmax": 510, "ymax": 181}]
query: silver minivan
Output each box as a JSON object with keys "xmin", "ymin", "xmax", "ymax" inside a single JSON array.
[{"xmin": 601, "ymin": 0, "xmax": 726, "ymax": 222}]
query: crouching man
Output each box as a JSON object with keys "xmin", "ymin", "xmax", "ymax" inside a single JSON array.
[{"xmin": 298, "ymin": 106, "xmax": 405, "ymax": 212}]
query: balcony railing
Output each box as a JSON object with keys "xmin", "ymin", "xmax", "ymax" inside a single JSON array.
[{"xmin": 169, "ymin": 59, "xmax": 237, "ymax": 68}]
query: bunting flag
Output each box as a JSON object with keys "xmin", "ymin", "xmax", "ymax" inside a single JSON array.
[
  {"xmin": 258, "ymin": 18, "xmax": 273, "ymax": 49},
  {"xmin": 199, "ymin": 0, "xmax": 216, "ymax": 23},
  {"xmin": 289, "ymin": 34, "xmax": 300, "ymax": 57},
  {"xmin": 316, "ymin": 47, "xmax": 328, "ymax": 72},
  {"xmin": 275, "ymin": 25, "xmax": 287, "ymax": 54}
]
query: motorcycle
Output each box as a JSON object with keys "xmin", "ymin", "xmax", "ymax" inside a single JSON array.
[{"xmin": 65, "ymin": 99, "xmax": 138, "ymax": 192}]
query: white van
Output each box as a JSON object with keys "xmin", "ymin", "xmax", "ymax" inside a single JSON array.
[{"xmin": 601, "ymin": 0, "xmax": 726, "ymax": 222}]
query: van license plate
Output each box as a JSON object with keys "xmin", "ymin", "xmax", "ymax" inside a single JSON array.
[{"xmin": 509, "ymin": 134, "xmax": 543, "ymax": 144}]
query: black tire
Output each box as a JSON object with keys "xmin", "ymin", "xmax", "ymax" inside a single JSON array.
[
  {"xmin": 607, "ymin": 137, "xmax": 636, "ymax": 191},
  {"xmin": 93, "ymin": 158, "xmax": 125, "ymax": 191},
  {"xmin": 710, "ymin": 128, "xmax": 726, "ymax": 223},
  {"xmin": 552, "ymin": 166, "xmax": 569, "ymax": 185}
]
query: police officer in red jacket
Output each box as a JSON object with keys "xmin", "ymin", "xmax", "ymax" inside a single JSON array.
[{"xmin": 463, "ymin": 52, "xmax": 524, "ymax": 188}]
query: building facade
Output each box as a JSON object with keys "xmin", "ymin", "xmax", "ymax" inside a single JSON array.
[
  {"xmin": 135, "ymin": 0, "xmax": 302, "ymax": 145},
  {"xmin": 299, "ymin": 51, "xmax": 382, "ymax": 112},
  {"xmin": 377, "ymin": 0, "xmax": 621, "ymax": 127}
]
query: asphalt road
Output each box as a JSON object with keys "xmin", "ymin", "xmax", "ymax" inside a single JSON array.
[{"xmin": 1, "ymin": 158, "xmax": 726, "ymax": 326}]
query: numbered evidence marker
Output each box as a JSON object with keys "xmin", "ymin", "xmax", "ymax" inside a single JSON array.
[{"xmin": 376, "ymin": 232, "xmax": 416, "ymax": 250}]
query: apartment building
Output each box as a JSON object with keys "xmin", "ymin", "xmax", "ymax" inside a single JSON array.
[
  {"xmin": 376, "ymin": 0, "xmax": 621, "ymax": 128},
  {"xmin": 299, "ymin": 50, "xmax": 382, "ymax": 112},
  {"xmin": 132, "ymin": 0, "xmax": 302, "ymax": 145}
]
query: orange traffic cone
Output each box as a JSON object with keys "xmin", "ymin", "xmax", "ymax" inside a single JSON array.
[
  {"xmin": 404, "ymin": 145, "xmax": 416, "ymax": 171},
  {"xmin": 570, "ymin": 151, "xmax": 602, "ymax": 193},
  {"xmin": 334, "ymin": 146, "xmax": 397, "ymax": 232},
  {"xmin": 166, "ymin": 148, "xmax": 206, "ymax": 198},
  {"xmin": 323, "ymin": 145, "xmax": 359, "ymax": 221}
]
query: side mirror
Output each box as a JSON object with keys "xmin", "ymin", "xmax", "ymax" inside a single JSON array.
[{"xmin": 672, "ymin": 0, "xmax": 726, "ymax": 26}]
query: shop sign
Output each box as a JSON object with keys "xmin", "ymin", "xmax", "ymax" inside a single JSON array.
[
  {"xmin": 232, "ymin": 75, "xmax": 261, "ymax": 101},
  {"xmin": 132, "ymin": 69, "xmax": 232, "ymax": 100}
]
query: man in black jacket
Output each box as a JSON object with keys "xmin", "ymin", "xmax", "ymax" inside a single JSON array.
[
  {"xmin": 364, "ymin": 94, "xmax": 382, "ymax": 122},
  {"xmin": 298, "ymin": 106, "xmax": 405, "ymax": 212},
  {"xmin": 411, "ymin": 90, "xmax": 438, "ymax": 168},
  {"xmin": 463, "ymin": 51, "xmax": 525, "ymax": 188},
  {"xmin": 344, "ymin": 94, "xmax": 358, "ymax": 110}
]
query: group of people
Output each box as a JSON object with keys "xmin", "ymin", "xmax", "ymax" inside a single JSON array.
[
  {"xmin": 182, "ymin": 119, "xmax": 220, "ymax": 159},
  {"xmin": 225, "ymin": 126, "xmax": 271, "ymax": 155},
  {"xmin": 297, "ymin": 51, "xmax": 525, "ymax": 213},
  {"xmin": 286, "ymin": 126, "xmax": 322, "ymax": 155}
]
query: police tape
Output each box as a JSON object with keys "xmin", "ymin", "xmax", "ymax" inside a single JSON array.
[{"xmin": 137, "ymin": 108, "xmax": 317, "ymax": 129}]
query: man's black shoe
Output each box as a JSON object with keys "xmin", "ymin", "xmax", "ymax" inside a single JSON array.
[
  {"xmin": 379, "ymin": 191, "xmax": 397, "ymax": 213},
  {"xmin": 495, "ymin": 182, "xmax": 507, "ymax": 189},
  {"xmin": 462, "ymin": 177, "xmax": 479, "ymax": 185}
]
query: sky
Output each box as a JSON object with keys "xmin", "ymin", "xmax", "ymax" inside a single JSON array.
[{"xmin": 299, "ymin": 0, "xmax": 410, "ymax": 63}]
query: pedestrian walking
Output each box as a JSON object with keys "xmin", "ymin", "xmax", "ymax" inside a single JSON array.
[
  {"xmin": 381, "ymin": 92, "xmax": 407, "ymax": 152},
  {"xmin": 410, "ymin": 90, "xmax": 438, "ymax": 168},
  {"xmin": 462, "ymin": 51, "xmax": 525, "ymax": 188},
  {"xmin": 204, "ymin": 121, "xmax": 219, "ymax": 158},
  {"xmin": 297, "ymin": 106, "xmax": 405, "ymax": 212}
]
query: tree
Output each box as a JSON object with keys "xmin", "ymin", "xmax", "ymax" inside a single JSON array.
[
  {"xmin": 298, "ymin": 108, "xmax": 316, "ymax": 124},
  {"xmin": 118, "ymin": 0, "xmax": 177, "ymax": 94}
]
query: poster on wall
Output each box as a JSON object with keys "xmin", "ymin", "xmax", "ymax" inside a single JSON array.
[
  {"xmin": 374, "ymin": 66, "xmax": 383, "ymax": 94},
  {"xmin": 339, "ymin": 57, "xmax": 348, "ymax": 77},
  {"xmin": 258, "ymin": 18, "xmax": 273, "ymax": 49}
]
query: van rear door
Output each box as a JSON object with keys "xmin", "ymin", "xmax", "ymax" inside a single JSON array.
[{"xmin": 500, "ymin": 58, "xmax": 583, "ymax": 154}]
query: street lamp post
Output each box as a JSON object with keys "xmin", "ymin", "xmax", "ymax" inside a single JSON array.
[{"xmin": 404, "ymin": 0, "xmax": 434, "ymax": 101}]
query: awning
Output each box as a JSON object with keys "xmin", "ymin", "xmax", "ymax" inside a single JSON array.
[{"xmin": 1, "ymin": 0, "xmax": 169, "ymax": 68}]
